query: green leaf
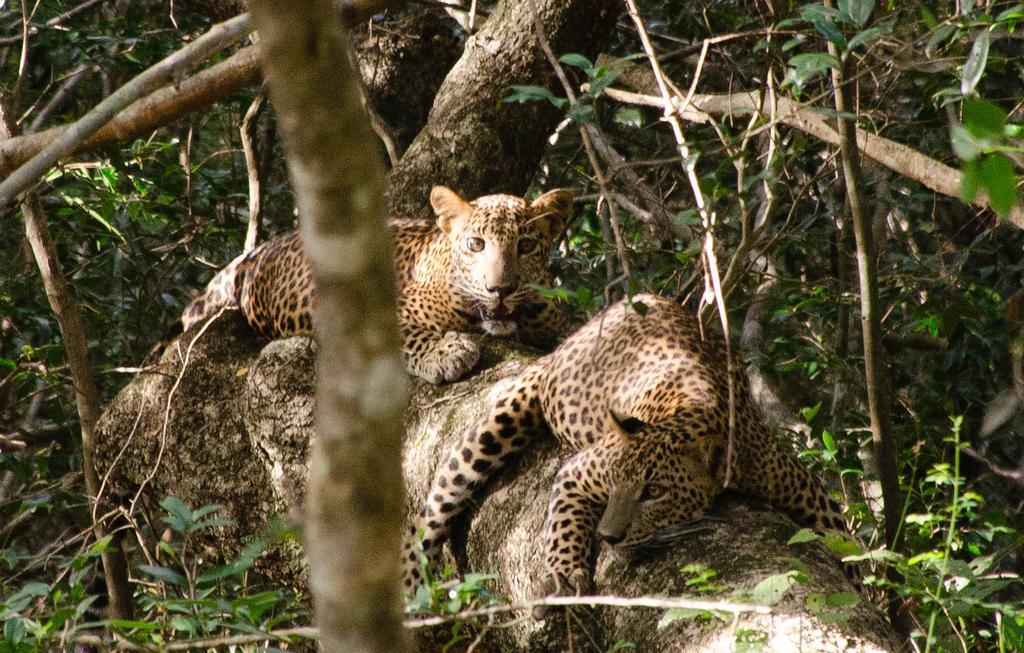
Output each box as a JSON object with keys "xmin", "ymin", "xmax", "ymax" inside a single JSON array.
[
  {"xmin": 838, "ymin": 0, "xmax": 873, "ymax": 27},
  {"xmin": 800, "ymin": 402, "xmax": 821, "ymax": 423},
  {"xmin": 996, "ymin": 4, "xmax": 1024, "ymax": 22},
  {"xmin": 816, "ymin": 20, "xmax": 846, "ymax": 48},
  {"xmin": 585, "ymin": 67, "xmax": 623, "ymax": 98},
  {"xmin": 961, "ymin": 159, "xmax": 981, "ymax": 203},
  {"xmin": 787, "ymin": 528, "xmax": 821, "ymax": 545},
  {"xmin": 963, "ymin": 98, "xmax": 1007, "ymax": 139},
  {"xmin": 567, "ymin": 103, "xmax": 596, "ymax": 125},
  {"xmin": 822, "ymin": 430, "xmax": 837, "ymax": 452},
  {"xmin": 505, "ymin": 85, "xmax": 567, "ymax": 109},
  {"xmin": 89, "ymin": 534, "xmax": 113, "ymax": 555},
  {"xmin": 960, "ymin": 29, "xmax": 990, "ymax": 96},
  {"xmin": 925, "ymin": 24, "xmax": 957, "ymax": 58},
  {"xmin": 4, "ymin": 618, "xmax": 26, "ymax": 646},
  {"xmin": 750, "ymin": 571, "xmax": 799, "ymax": 606},
  {"xmin": 631, "ymin": 301, "xmax": 649, "ymax": 317},
  {"xmin": 197, "ymin": 541, "xmax": 264, "ymax": 584},
  {"xmin": 559, "ymin": 53, "xmax": 594, "ymax": 72},
  {"xmin": 978, "ymin": 154, "xmax": 1017, "ymax": 218},
  {"xmin": 951, "ymin": 124, "xmax": 984, "ymax": 162},
  {"xmin": 190, "ymin": 504, "xmax": 224, "ymax": 521},
  {"xmin": 613, "ymin": 107, "xmax": 643, "ymax": 129},
  {"xmin": 658, "ymin": 606, "xmax": 728, "ymax": 628},
  {"xmin": 787, "ymin": 53, "xmax": 842, "ymax": 88},
  {"xmin": 846, "ymin": 26, "xmax": 885, "ymax": 53},
  {"xmin": 160, "ymin": 496, "xmax": 194, "ymax": 532},
  {"xmin": 169, "ymin": 615, "xmax": 196, "ymax": 633},
  {"xmin": 110, "ymin": 619, "xmax": 162, "ymax": 632},
  {"xmin": 138, "ymin": 564, "xmax": 188, "ymax": 587},
  {"xmin": 822, "ymin": 531, "xmax": 863, "ymax": 557},
  {"xmin": 826, "ymin": 591, "xmax": 860, "ymax": 608}
]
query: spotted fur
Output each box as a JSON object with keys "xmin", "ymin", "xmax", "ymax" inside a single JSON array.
[
  {"xmin": 181, "ymin": 186, "xmax": 573, "ymax": 383},
  {"xmin": 404, "ymin": 294, "xmax": 850, "ymax": 594}
]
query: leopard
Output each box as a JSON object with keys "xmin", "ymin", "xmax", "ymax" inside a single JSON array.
[
  {"xmin": 180, "ymin": 185, "xmax": 574, "ymax": 384},
  {"xmin": 403, "ymin": 293, "xmax": 852, "ymax": 596}
]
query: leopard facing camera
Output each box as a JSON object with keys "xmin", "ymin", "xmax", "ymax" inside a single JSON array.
[
  {"xmin": 178, "ymin": 185, "xmax": 575, "ymax": 384},
  {"xmin": 404, "ymin": 294, "xmax": 855, "ymax": 601}
]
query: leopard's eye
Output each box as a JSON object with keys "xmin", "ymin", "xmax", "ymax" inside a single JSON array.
[
  {"xmin": 466, "ymin": 237, "xmax": 485, "ymax": 252},
  {"xmin": 641, "ymin": 483, "xmax": 667, "ymax": 502},
  {"xmin": 517, "ymin": 237, "xmax": 538, "ymax": 255}
]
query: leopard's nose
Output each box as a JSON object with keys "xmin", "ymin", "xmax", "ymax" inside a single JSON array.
[
  {"xmin": 486, "ymin": 284, "xmax": 516, "ymax": 301},
  {"xmin": 598, "ymin": 530, "xmax": 625, "ymax": 546}
]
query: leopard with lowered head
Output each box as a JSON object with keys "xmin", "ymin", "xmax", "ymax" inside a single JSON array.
[
  {"xmin": 181, "ymin": 186, "xmax": 573, "ymax": 384},
  {"xmin": 404, "ymin": 293, "xmax": 850, "ymax": 594}
]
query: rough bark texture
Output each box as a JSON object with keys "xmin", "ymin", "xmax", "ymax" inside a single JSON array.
[
  {"xmin": 385, "ymin": 0, "xmax": 619, "ymax": 218},
  {"xmin": 94, "ymin": 323, "xmax": 902, "ymax": 651},
  {"xmin": 249, "ymin": 0, "xmax": 409, "ymax": 650}
]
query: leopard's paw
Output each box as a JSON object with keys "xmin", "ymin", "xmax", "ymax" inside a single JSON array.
[
  {"xmin": 532, "ymin": 569, "xmax": 593, "ymax": 620},
  {"xmin": 411, "ymin": 331, "xmax": 481, "ymax": 384}
]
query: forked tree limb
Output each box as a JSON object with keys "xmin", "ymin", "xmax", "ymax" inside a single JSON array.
[
  {"xmin": 601, "ymin": 85, "xmax": 1024, "ymax": 228},
  {"xmin": 0, "ymin": 13, "xmax": 253, "ymax": 206}
]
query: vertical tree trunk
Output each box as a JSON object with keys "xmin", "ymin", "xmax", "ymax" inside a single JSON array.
[
  {"xmin": 823, "ymin": 8, "xmax": 912, "ymax": 640},
  {"xmin": 0, "ymin": 93, "xmax": 134, "ymax": 620},
  {"xmin": 826, "ymin": 25, "xmax": 902, "ymax": 557},
  {"xmin": 247, "ymin": 2, "xmax": 409, "ymax": 652}
]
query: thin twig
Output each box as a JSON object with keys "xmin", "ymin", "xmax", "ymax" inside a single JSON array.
[
  {"xmin": 527, "ymin": 0, "xmax": 630, "ymax": 295},
  {"xmin": 404, "ymin": 594, "xmax": 772, "ymax": 629},
  {"xmin": 75, "ymin": 627, "xmax": 319, "ymax": 651},
  {"xmin": 623, "ymin": 0, "xmax": 737, "ymax": 486},
  {"xmin": 0, "ymin": 0, "xmax": 109, "ymax": 46},
  {"xmin": 599, "ymin": 84, "xmax": 1024, "ymax": 227}
]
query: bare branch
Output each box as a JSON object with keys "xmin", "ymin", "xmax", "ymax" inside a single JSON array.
[
  {"xmin": 0, "ymin": 46, "xmax": 261, "ymax": 176},
  {"xmin": 241, "ymin": 90, "xmax": 268, "ymax": 252},
  {"xmin": 600, "ymin": 85, "xmax": 1024, "ymax": 228}
]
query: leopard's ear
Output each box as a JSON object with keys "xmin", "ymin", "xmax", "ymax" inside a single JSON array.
[
  {"xmin": 530, "ymin": 189, "xmax": 573, "ymax": 239},
  {"xmin": 431, "ymin": 186, "xmax": 473, "ymax": 233},
  {"xmin": 609, "ymin": 408, "xmax": 645, "ymax": 438}
]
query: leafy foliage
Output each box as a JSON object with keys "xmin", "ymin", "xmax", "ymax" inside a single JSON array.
[{"xmin": 2, "ymin": 0, "xmax": 1024, "ymax": 650}]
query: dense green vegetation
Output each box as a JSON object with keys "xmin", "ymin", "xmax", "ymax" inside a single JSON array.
[{"xmin": 2, "ymin": 0, "xmax": 1023, "ymax": 650}]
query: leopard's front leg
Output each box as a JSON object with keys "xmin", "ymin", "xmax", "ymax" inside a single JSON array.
[
  {"xmin": 403, "ymin": 363, "xmax": 550, "ymax": 592},
  {"xmin": 540, "ymin": 447, "xmax": 612, "ymax": 597},
  {"xmin": 399, "ymin": 288, "xmax": 479, "ymax": 384}
]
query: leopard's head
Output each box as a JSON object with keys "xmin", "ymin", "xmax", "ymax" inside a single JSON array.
[
  {"xmin": 430, "ymin": 186, "xmax": 572, "ymax": 324},
  {"xmin": 594, "ymin": 412, "xmax": 724, "ymax": 552}
]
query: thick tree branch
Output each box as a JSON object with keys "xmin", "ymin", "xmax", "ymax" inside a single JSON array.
[
  {"xmin": 249, "ymin": 1, "xmax": 408, "ymax": 651},
  {"xmin": 0, "ymin": 46, "xmax": 261, "ymax": 176},
  {"xmin": 0, "ymin": 13, "xmax": 253, "ymax": 206},
  {"xmin": 385, "ymin": 0, "xmax": 619, "ymax": 218},
  {"xmin": 601, "ymin": 86, "xmax": 1024, "ymax": 228}
]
